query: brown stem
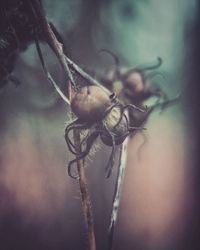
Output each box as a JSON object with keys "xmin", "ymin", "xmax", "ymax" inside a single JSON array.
[
  {"xmin": 31, "ymin": 0, "xmax": 76, "ymax": 89},
  {"xmin": 32, "ymin": 1, "xmax": 113, "ymax": 96},
  {"xmin": 74, "ymin": 131, "xmax": 96, "ymax": 250},
  {"xmin": 30, "ymin": 1, "xmax": 96, "ymax": 249},
  {"xmin": 64, "ymin": 54, "xmax": 111, "ymax": 95}
]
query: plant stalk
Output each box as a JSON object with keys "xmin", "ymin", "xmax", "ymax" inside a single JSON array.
[
  {"xmin": 74, "ymin": 131, "xmax": 96, "ymax": 250},
  {"xmin": 31, "ymin": 1, "xmax": 97, "ymax": 249},
  {"xmin": 108, "ymin": 138, "xmax": 129, "ymax": 250}
]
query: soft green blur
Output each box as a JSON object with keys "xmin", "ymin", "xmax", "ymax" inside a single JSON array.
[
  {"xmin": 96, "ymin": 0, "xmax": 197, "ymax": 94},
  {"xmin": 18, "ymin": 0, "xmax": 197, "ymax": 108}
]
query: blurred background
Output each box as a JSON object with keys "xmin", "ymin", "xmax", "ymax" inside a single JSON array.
[{"xmin": 0, "ymin": 0, "xmax": 199, "ymax": 249}]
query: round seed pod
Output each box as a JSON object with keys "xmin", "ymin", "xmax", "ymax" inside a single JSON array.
[
  {"xmin": 71, "ymin": 85, "xmax": 114, "ymax": 123},
  {"xmin": 124, "ymin": 70, "xmax": 145, "ymax": 95},
  {"xmin": 100, "ymin": 107, "xmax": 129, "ymax": 146}
]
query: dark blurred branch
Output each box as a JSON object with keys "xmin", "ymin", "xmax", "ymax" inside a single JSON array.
[{"xmin": 182, "ymin": 2, "xmax": 200, "ymax": 248}]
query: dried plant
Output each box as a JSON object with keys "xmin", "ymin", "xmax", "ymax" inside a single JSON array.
[{"xmin": 0, "ymin": 1, "xmax": 180, "ymax": 250}]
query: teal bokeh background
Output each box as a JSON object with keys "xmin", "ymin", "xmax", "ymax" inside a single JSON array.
[{"xmin": 0, "ymin": 1, "xmax": 198, "ymax": 250}]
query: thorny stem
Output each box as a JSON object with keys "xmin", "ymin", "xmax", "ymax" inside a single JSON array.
[{"xmin": 32, "ymin": 1, "xmax": 96, "ymax": 249}]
